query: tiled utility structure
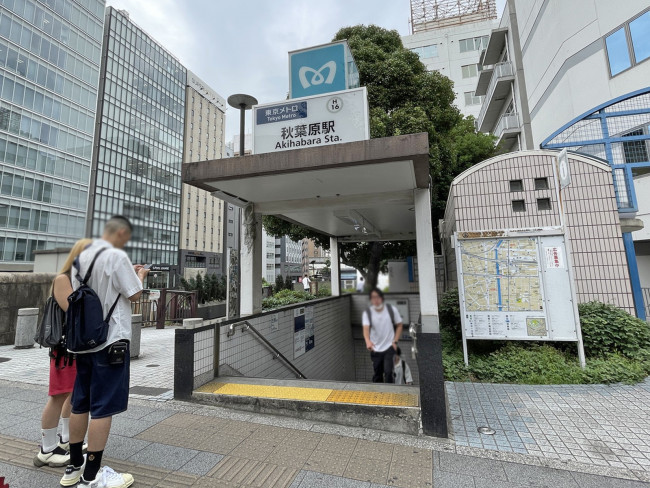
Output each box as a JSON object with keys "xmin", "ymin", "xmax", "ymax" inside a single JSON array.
[{"xmin": 441, "ymin": 150, "xmax": 635, "ymax": 314}]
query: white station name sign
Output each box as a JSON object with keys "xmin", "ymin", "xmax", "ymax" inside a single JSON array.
[{"xmin": 252, "ymin": 87, "xmax": 369, "ymax": 155}]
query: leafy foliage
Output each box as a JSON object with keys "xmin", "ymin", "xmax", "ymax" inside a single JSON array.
[
  {"xmin": 274, "ymin": 274, "xmax": 286, "ymax": 293},
  {"xmin": 179, "ymin": 273, "xmax": 226, "ymax": 303},
  {"xmin": 284, "ymin": 275, "xmax": 294, "ymax": 291},
  {"xmin": 263, "ymin": 24, "xmax": 496, "ymax": 286},
  {"xmin": 262, "ymin": 289, "xmax": 316, "ymax": 310},
  {"xmin": 439, "ymin": 295, "xmax": 650, "ymax": 385},
  {"xmin": 578, "ymin": 302, "xmax": 650, "ymax": 359},
  {"xmin": 316, "ymin": 285, "xmax": 332, "ymax": 298}
]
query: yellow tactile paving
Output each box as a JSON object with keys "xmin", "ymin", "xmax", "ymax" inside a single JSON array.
[
  {"xmin": 326, "ymin": 390, "xmax": 419, "ymax": 407},
  {"xmin": 196, "ymin": 381, "xmax": 419, "ymax": 407}
]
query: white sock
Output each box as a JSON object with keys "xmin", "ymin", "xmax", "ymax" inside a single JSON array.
[
  {"xmin": 60, "ymin": 418, "xmax": 70, "ymax": 443},
  {"xmin": 41, "ymin": 427, "xmax": 58, "ymax": 453}
]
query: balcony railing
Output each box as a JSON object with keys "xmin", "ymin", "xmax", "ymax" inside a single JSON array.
[
  {"xmin": 477, "ymin": 61, "xmax": 514, "ymax": 129},
  {"xmin": 495, "ymin": 112, "xmax": 520, "ymax": 139}
]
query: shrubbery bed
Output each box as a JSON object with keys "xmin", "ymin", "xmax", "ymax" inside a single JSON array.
[{"xmin": 440, "ymin": 288, "xmax": 650, "ymax": 384}]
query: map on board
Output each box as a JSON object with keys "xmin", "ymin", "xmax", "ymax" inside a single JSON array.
[{"xmin": 459, "ymin": 237, "xmax": 543, "ymax": 313}]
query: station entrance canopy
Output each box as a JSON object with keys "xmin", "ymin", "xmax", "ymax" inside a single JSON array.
[
  {"xmin": 182, "ymin": 132, "xmax": 447, "ymax": 437},
  {"xmin": 183, "ymin": 133, "xmax": 430, "ymax": 242}
]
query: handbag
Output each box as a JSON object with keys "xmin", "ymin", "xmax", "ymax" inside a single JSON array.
[{"xmin": 34, "ymin": 294, "xmax": 65, "ymax": 348}]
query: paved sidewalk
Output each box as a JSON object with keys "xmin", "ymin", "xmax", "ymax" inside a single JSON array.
[{"xmin": 1, "ymin": 380, "xmax": 650, "ymax": 487}]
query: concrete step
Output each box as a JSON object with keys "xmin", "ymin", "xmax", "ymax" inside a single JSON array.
[{"xmin": 193, "ymin": 376, "xmax": 421, "ymax": 435}]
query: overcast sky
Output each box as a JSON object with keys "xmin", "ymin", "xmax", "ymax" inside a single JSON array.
[{"xmin": 105, "ymin": 0, "xmax": 507, "ymax": 144}]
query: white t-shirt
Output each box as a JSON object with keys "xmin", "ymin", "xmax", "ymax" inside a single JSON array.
[
  {"xmin": 71, "ymin": 239, "xmax": 143, "ymax": 354},
  {"xmin": 362, "ymin": 305, "xmax": 403, "ymax": 353},
  {"xmin": 356, "ymin": 281, "xmax": 364, "ymax": 292},
  {"xmin": 303, "ymin": 277, "xmax": 311, "ymax": 290}
]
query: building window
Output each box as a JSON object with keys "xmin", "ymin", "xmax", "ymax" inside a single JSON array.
[
  {"xmin": 464, "ymin": 91, "xmax": 484, "ymax": 106},
  {"xmin": 411, "ymin": 44, "xmax": 438, "ymax": 59},
  {"xmin": 630, "ymin": 11, "xmax": 650, "ymax": 64},
  {"xmin": 537, "ymin": 198, "xmax": 552, "ymax": 211},
  {"xmin": 534, "ymin": 178, "xmax": 549, "ymax": 190},
  {"xmin": 512, "ymin": 200, "xmax": 526, "ymax": 212},
  {"xmin": 459, "ymin": 36, "xmax": 489, "ymax": 53},
  {"xmin": 509, "ymin": 180, "xmax": 524, "ymax": 192},
  {"xmin": 461, "ymin": 64, "xmax": 479, "ymax": 79},
  {"xmin": 605, "ymin": 9, "xmax": 650, "ymax": 77}
]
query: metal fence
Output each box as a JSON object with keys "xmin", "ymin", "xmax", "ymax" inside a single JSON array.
[
  {"xmin": 131, "ymin": 289, "xmax": 197, "ymax": 328},
  {"xmin": 642, "ymin": 288, "xmax": 650, "ymax": 321}
]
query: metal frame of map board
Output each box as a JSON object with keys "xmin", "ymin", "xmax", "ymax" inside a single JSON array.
[{"xmin": 454, "ymin": 227, "xmax": 585, "ymax": 368}]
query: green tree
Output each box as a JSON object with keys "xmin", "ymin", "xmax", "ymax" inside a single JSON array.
[
  {"xmin": 275, "ymin": 274, "xmax": 285, "ymax": 292},
  {"xmin": 195, "ymin": 273, "xmax": 205, "ymax": 304},
  {"xmin": 285, "ymin": 275, "xmax": 293, "ymax": 291},
  {"xmin": 263, "ymin": 25, "xmax": 496, "ymax": 288}
]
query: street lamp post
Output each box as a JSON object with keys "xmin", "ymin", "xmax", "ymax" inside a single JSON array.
[{"xmin": 227, "ymin": 94, "xmax": 258, "ymax": 156}]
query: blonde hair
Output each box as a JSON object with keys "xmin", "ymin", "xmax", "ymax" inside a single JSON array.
[{"xmin": 59, "ymin": 238, "xmax": 93, "ymax": 276}]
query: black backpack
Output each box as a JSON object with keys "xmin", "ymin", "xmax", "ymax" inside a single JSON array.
[
  {"xmin": 66, "ymin": 247, "xmax": 120, "ymax": 352},
  {"xmin": 34, "ymin": 291, "xmax": 65, "ymax": 348},
  {"xmin": 365, "ymin": 305, "xmax": 398, "ymax": 330}
]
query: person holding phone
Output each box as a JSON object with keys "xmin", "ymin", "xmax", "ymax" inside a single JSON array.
[{"xmin": 60, "ymin": 216, "xmax": 149, "ymax": 488}]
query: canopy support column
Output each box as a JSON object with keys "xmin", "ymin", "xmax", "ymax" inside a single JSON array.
[
  {"xmin": 414, "ymin": 188, "xmax": 448, "ymax": 438},
  {"xmin": 330, "ymin": 237, "xmax": 341, "ymax": 297},
  {"xmin": 241, "ymin": 209, "xmax": 263, "ymax": 316}
]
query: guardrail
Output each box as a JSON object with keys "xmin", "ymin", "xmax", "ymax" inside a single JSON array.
[
  {"xmin": 477, "ymin": 61, "xmax": 514, "ymax": 129},
  {"xmin": 495, "ymin": 112, "xmax": 520, "ymax": 140},
  {"xmin": 131, "ymin": 289, "xmax": 197, "ymax": 328}
]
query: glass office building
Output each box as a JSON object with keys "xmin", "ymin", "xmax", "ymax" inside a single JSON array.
[
  {"xmin": 0, "ymin": 0, "xmax": 104, "ymax": 269},
  {"xmin": 87, "ymin": 7, "xmax": 186, "ymax": 279}
]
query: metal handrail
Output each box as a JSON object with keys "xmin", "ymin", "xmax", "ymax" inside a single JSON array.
[{"xmin": 227, "ymin": 321, "xmax": 307, "ymax": 379}]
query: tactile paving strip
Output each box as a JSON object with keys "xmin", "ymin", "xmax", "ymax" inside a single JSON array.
[{"xmin": 196, "ymin": 381, "xmax": 419, "ymax": 407}]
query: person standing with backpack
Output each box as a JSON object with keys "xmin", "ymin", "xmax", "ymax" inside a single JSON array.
[
  {"xmin": 362, "ymin": 288, "xmax": 404, "ymax": 383},
  {"xmin": 33, "ymin": 238, "xmax": 92, "ymax": 468},
  {"xmin": 60, "ymin": 216, "xmax": 148, "ymax": 488}
]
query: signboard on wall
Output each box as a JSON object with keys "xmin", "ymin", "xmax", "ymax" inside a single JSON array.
[
  {"xmin": 289, "ymin": 40, "xmax": 359, "ymax": 99},
  {"xmin": 252, "ymin": 87, "xmax": 369, "ymax": 155},
  {"xmin": 294, "ymin": 306, "xmax": 315, "ymax": 358},
  {"xmin": 455, "ymin": 232, "xmax": 580, "ymax": 347}
]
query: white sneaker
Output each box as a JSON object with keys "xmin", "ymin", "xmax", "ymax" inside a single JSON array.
[
  {"xmin": 79, "ymin": 466, "xmax": 134, "ymax": 488},
  {"xmin": 33, "ymin": 445, "xmax": 69, "ymax": 467},
  {"xmin": 59, "ymin": 455, "xmax": 86, "ymax": 487}
]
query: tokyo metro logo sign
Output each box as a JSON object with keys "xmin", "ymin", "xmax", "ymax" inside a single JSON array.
[{"xmin": 298, "ymin": 61, "xmax": 337, "ymax": 89}]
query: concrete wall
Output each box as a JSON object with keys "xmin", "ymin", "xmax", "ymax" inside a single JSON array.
[
  {"xmin": 350, "ymin": 293, "xmax": 421, "ymax": 384},
  {"xmin": 218, "ymin": 296, "xmax": 355, "ymax": 381},
  {"xmin": 0, "ymin": 273, "xmax": 55, "ymax": 345},
  {"xmin": 443, "ymin": 151, "xmax": 634, "ymax": 313}
]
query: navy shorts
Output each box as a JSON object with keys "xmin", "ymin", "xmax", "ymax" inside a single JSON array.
[{"xmin": 71, "ymin": 342, "xmax": 130, "ymax": 419}]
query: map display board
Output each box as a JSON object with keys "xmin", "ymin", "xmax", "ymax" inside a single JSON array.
[{"xmin": 456, "ymin": 233, "xmax": 578, "ymax": 342}]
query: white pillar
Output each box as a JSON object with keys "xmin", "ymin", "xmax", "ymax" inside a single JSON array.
[
  {"xmin": 330, "ymin": 237, "xmax": 341, "ymax": 297},
  {"xmin": 414, "ymin": 188, "xmax": 439, "ymax": 333},
  {"xmin": 241, "ymin": 211, "xmax": 263, "ymax": 315}
]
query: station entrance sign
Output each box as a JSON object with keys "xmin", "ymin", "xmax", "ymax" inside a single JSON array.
[{"xmin": 252, "ymin": 87, "xmax": 369, "ymax": 155}]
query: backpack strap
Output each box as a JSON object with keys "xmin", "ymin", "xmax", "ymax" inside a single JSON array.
[
  {"xmin": 104, "ymin": 294, "xmax": 121, "ymax": 322},
  {"xmin": 365, "ymin": 307, "xmax": 373, "ymax": 329},
  {"xmin": 81, "ymin": 247, "xmax": 108, "ymax": 284},
  {"xmin": 386, "ymin": 304, "xmax": 397, "ymax": 330},
  {"xmin": 402, "ymin": 359, "xmax": 407, "ymax": 384}
]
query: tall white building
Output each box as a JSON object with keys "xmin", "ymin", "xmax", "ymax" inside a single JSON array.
[
  {"xmin": 474, "ymin": 0, "xmax": 650, "ymax": 318},
  {"xmin": 402, "ymin": 0, "xmax": 499, "ymax": 118}
]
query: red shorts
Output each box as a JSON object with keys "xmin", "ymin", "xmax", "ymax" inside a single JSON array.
[{"xmin": 48, "ymin": 351, "xmax": 77, "ymax": 396}]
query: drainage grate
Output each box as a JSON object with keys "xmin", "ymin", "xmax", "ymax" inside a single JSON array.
[
  {"xmin": 477, "ymin": 426, "xmax": 496, "ymax": 435},
  {"xmin": 0, "ymin": 357, "xmax": 10, "ymax": 363},
  {"xmin": 129, "ymin": 386, "xmax": 171, "ymax": 396},
  {"xmin": 145, "ymin": 364, "xmax": 159, "ymax": 368}
]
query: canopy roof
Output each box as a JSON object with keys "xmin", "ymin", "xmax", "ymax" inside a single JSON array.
[{"xmin": 182, "ymin": 133, "xmax": 430, "ymax": 241}]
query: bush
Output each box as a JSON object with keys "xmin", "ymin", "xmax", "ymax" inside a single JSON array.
[
  {"xmin": 439, "ymin": 288, "xmax": 462, "ymax": 340},
  {"xmin": 579, "ymin": 301, "xmax": 650, "ymax": 359},
  {"xmin": 285, "ymin": 275, "xmax": 294, "ymax": 291},
  {"xmin": 180, "ymin": 273, "xmax": 225, "ymax": 303},
  {"xmin": 316, "ymin": 285, "xmax": 331, "ymax": 298},
  {"xmin": 274, "ymin": 274, "xmax": 285, "ymax": 292},
  {"xmin": 262, "ymin": 289, "xmax": 316, "ymax": 310}
]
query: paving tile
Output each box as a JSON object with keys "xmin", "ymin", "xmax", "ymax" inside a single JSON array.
[
  {"xmin": 502, "ymin": 462, "xmax": 580, "ymax": 487},
  {"xmin": 128, "ymin": 442, "xmax": 200, "ymax": 471},
  {"xmin": 304, "ymin": 449, "xmax": 352, "ymax": 476},
  {"xmin": 433, "ymin": 470, "xmax": 476, "ymax": 488},
  {"xmin": 208, "ymin": 455, "xmax": 296, "ymax": 488},
  {"xmin": 292, "ymin": 470, "xmax": 371, "ymax": 488},
  {"xmin": 178, "ymin": 451, "xmax": 224, "ymax": 476},
  {"xmin": 353, "ymin": 440, "xmax": 394, "ymax": 462},
  {"xmin": 266, "ymin": 445, "xmax": 313, "ymax": 468},
  {"xmin": 438, "ymin": 452, "xmax": 508, "ymax": 480},
  {"xmin": 391, "ymin": 444, "xmax": 433, "ymax": 467},
  {"xmin": 317, "ymin": 434, "xmax": 359, "ymax": 455},
  {"xmin": 344, "ymin": 456, "xmax": 390, "ymax": 484},
  {"xmin": 387, "ymin": 461, "xmax": 433, "ymax": 488},
  {"xmin": 572, "ymin": 471, "xmax": 650, "ymax": 488},
  {"xmin": 104, "ymin": 434, "xmax": 152, "ymax": 460}
]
